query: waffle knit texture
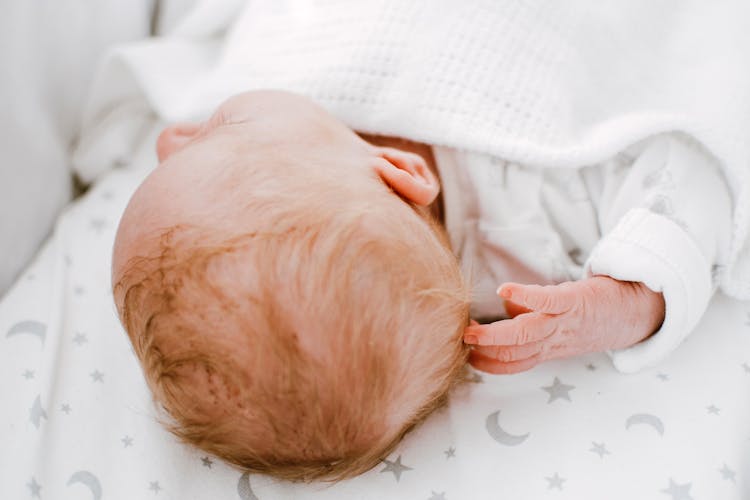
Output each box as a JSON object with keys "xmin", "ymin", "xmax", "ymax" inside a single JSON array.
[{"xmin": 79, "ymin": 0, "xmax": 750, "ymax": 298}]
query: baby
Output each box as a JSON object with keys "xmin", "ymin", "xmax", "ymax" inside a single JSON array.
[
  {"xmin": 113, "ymin": 91, "xmax": 470, "ymax": 481},
  {"xmin": 112, "ymin": 90, "xmax": 728, "ymax": 481}
]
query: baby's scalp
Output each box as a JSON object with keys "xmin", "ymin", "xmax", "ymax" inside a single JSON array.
[{"xmin": 113, "ymin": 91, "xmax": 471, "ymax": 481}]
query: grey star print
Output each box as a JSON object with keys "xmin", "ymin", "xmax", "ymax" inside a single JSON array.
[
  {"xmin": 589, "ymin": 442, "xmax": 610, "ymax": 458},
  {"xmin": 545, "ymin": 473, "xmax": 565, "ymax": 490},
  {"xmin": 27, "ymin": 477, "xmax": 42, "ymax": 498},
  {"xmin": 542, "ymin": 377, "xmax": 575, "ymax": 403},
  {"xmin": 1, "ymin": 167, "xmax": 747, "ymax": 500},
  {"xmin": 718, "ymin": 463, "xmax": 736, "ymax": 482},
  {"xmin": 661, "ymin": 479, "xmax": 693, "ymax": 500},
  {"xmin": 380, "ymin": 455, "xmax": 412, "ymax": 482}
]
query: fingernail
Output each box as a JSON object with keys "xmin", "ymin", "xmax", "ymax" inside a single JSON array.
[
  {"xmin": 464, "ymin": 335, "xmax": 478, "ymax": 344},
  {"xmin": 497, "ymin": 286, "xmax": 511, "ymax": 299}
]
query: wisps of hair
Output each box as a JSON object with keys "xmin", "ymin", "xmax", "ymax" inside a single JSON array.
[{"xmin": 115, "ymin": 183, "xmax": 470, "ymax": 482}]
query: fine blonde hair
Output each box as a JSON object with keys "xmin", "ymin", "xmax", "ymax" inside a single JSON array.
[{"xmin": 114, "ymin": 163, "xmax": 470, "ymax": 482}]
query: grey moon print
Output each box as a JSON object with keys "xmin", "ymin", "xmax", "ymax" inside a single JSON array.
[
  {"xmin": 6, "ymin": 320, "xmax": 46, "ymax": 345},
  {"xmin": 237, "ymin": 472, "xmax": 260, "ymax": 500},
  {"xmin": 485, "ymin": 410, "xmax": 530, "ymax": 446},
  {"xmin": 625, "ymin": 414, "xmax": 665, "ymax": 436},
  {"xmin": 67, "ymin": 470, "xmax": 102, "ymax": 500}
]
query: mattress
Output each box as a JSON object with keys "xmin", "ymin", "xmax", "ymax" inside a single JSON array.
[{"xmin": 1, "ymin": 136, "xmax": 749, "ymax": 500}]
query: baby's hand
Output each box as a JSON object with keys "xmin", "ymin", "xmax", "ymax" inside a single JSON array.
[{"xmin": 464, "ymin": 276, "xmax": 665, "ymax": 374}]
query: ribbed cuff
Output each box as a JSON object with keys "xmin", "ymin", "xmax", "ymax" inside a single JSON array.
[{"xmin": 583, "ymin": 208, "xmax": 712, "ymax": 373}]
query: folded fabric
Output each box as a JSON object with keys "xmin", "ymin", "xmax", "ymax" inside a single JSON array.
[{"xmin": 76, "ymin": 0, "xmax": 750, "ymax": 299}]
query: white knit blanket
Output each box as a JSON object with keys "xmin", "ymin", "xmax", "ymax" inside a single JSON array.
[{"xmin": 77, "ymin": 0, "xmax": 750, "ymax": 298}]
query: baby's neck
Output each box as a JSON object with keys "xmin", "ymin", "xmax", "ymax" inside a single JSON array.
[{"xmin": 358, "ymin": 133, "xmax": 445, "ymax": 224}]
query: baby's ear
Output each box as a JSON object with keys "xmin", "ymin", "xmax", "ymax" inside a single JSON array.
[
  {"xmin": 372, "ymin": 147, "xmax": 440, "ymax": 206},
  {"xmin": 156, "ymin": 123, "xmax": 202, "ymax": 162}
]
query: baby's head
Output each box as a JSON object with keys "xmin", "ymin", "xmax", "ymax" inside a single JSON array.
[{"xmin": 113, "ymin": 91, "xmax": 469, "ymax": 481}]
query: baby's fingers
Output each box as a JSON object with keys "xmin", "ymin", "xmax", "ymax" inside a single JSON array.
[
  {"xmin": 464, "ymin": 312, "xmax": 558, "ymax": 346},
  {"xmin": 473, "ymin": 341, "xmax": 543, "ymax": 363},
  {"xmin": 504, "ymin": 300, "xmax": 532, "ymax": 318},
  {"xmin": 469, "ymin": 350, "xmax": 541, "ymax": 375},
  {"xmin": 498, "ymin": 282, "xmax": 578, "ymax": 315}
]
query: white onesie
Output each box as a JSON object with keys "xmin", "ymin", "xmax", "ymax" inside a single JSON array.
[{"xmin": 434, "ymin": 134, "xmax": 732, "ymax": 373}]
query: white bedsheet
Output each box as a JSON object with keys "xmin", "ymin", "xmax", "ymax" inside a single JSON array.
[{"xmin": 1, "ymin": 129, "xmax": 749, "ymax": 500}]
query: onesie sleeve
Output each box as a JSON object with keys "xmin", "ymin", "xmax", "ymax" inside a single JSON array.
[{"xmin": 583, "ymin": 134, "xmax": 733, "ymax": 373}]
